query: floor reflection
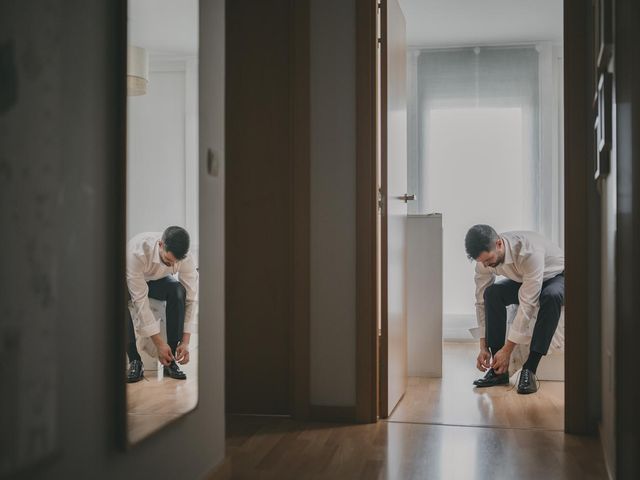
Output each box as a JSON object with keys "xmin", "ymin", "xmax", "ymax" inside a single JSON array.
[
  {"xmin": 214, "ymin": 415, "xmax": 606, "ymax": 480},
  {"xmin": 388, "ymin": 342, "xmax": 564, "ymax": 430},
  {"xmin": 127, "ymin": 333, "xmax": 199, "ymax": 443}
]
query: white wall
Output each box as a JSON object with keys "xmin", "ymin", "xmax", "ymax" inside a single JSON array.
[
  {"xmin": 309, "ymin": 0, "xmax": 357, "ymax": 406},
  {"xmin": 538, "ymin": 42, "xmax": 565, "ymax": 249},
  {"xmin": 1, "ymin": 0, "xmax": 225, "ymax": 478},
  {"xmin": 128, "ymin": 0, "xmax": 198, "ymax": 55},
  {"xmin": 408, "ymin": 44, "xmax": 564, "ymax": 340},
  {"xmin": 127, "ymin": 56, "xmax": 199, "ymax": 250}
]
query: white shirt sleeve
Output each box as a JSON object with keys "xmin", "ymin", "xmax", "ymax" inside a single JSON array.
[
  {"xmin": 178, "ymin": 255, "xmax": 198, "ymax": 334},
  {"xmin": 507, "ymin": 250, "xmax": 545, "ymax": 344},
  {"xmin": 474, "ymin": 263, "xmax": 496, "ymax": 337},
  {"xmin": 126, "ymin": 251, "xmax": 160, "ymax": 337}
]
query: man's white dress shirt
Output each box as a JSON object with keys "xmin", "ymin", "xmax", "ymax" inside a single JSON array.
[
  {"xmin": 474, "ymin": 231, "xmax": 564, "ymax": 344},
  {"xmin": 127, "ymin": 232, "xmax": 198, "ymax": 338}
]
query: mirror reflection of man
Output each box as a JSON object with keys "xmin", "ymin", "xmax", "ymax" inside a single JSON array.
[
  {"xmin": 465, "ymin": 225, "xmax": 564, "ymax": 394},
  {"xmin": 126, "ymin": 226, "xmax": 198, "ymax": 383}
]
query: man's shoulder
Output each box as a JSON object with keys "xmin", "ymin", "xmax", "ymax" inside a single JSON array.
[
  {"xmin": 128, "ymin": 232, "xmax": 161, "ymax": 245},
  {"xmin": 502, "ymin": 231, "xmax": 563, "ymax": 261},
  {"xmin": 179, "ymin": 250, "xmax": 198, "ymax": 272},
  {"xmin": 500, "ymin": 230, "xmax": 539, "ymax": 240},
  {"xmin": 127, "ymin": 232, "xmax": 161, "ymax": 257}
]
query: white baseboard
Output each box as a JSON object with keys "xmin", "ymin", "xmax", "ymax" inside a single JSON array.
[{"xmin": 443, "ymin": 313, "xmax": 477, "ymax": 342}]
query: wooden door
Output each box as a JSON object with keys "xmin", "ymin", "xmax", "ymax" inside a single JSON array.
[
  {"xmin": 380, "ymin": 0, "xmax": 409, "ymax": 418},
  {"xmin": 226, "ymin": 0, "xmax": 293, "ymax": 415}
]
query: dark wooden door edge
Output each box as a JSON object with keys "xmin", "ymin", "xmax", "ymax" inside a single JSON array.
[
  {"xmin": 290, "ymin": 0, "xmax": 311, "ymax": 421},
  {"xmin": 225, "ymin": 0, "xmax": 310, "ymax": 418},
  {"xmin": 378, "ymin": 0, "xmax": 389, "ymax": 420},
  {"xmin": 564, "ymin": 0, "xmax": 601, "ymax": 436},
  {"xmin": 355, "ymin": 0, "xmax": 379, "ymax": 424},
  {"xmin": 309, "ymin": 406, "xmax": 358, "ymax": 424},
  {"xmin": 614, "ymin": 0, "xmax": 640, "ymax": 476},
  {"xmin": 115, "ymin": 0, "xmax": 128, "ymax": 450}
]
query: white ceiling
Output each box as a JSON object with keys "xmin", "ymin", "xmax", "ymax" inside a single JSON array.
[
  {"xmin": 398, "ymin": 0, "xmax": 563, "ymax": 48},
  {"xmin": 128, "ymin": 0, "xmax": 198, "ymax": 54}
]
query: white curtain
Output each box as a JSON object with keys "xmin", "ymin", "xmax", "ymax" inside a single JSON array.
[{"xmin": 407, "ymin": 46, "xmax": 545, "ymax": 328}]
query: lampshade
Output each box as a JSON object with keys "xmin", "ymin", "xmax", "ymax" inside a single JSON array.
[{"xmin": 127, "ymin": 45, "xmax": 149, "ymax": 96}]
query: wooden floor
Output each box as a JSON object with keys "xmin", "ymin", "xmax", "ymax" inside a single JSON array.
[
  {"xmin": 211, "ymin": 343, "xmax": 607, "ymax": 479},
  {"xmin": 212, "ymin": 416, "xmax": 606, "ymax": 480},
  {"xmin": 126, "ymin": 336, "xmax": 199, "ymax": 444},
  {"xmin": 389, "ymin": 343, "xmax": 564, "ymax": 430}
]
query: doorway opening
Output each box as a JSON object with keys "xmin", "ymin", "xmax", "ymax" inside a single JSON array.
[{"xmin": 375, "ymin": 0, "xmax": 566, "ymax": 431}]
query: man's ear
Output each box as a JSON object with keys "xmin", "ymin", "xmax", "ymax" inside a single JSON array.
[{"xmin": 496, "ymin": 238, "xmax": 503, "ymax": 249}]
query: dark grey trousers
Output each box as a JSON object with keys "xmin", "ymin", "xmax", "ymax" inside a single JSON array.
[
  {"xmin": 484, "ymin": 273, "xmax": 564, "ymax": 355},
  {"xmin": 126, "ymin": 276, "xmax": 186, "ymax": 362}
]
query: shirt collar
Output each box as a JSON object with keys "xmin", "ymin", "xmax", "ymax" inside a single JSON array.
[{"xmin": 501, "ymin": 235, "xmax": 515, "ymax": 265}]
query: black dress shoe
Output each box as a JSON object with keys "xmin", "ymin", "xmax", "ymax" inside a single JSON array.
[
  {"xmin": 127, "ymin": 359, "xmax": 144, "ymax": 383},
  {"xmin": 473, "ymin": 368, "xmax": 509, "ymax": 387},
  {"xmin": 163, "ymin": 361, "xmax": 187, "ymax": 380},
  {"xmin": 517, "ymin": 368, "xmax": 538, "ymax": 394}
]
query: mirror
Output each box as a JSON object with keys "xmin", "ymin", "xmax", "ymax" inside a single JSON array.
[{"xmin": 125, "ymin": 0, "xmax": 199, "ymax": 444}]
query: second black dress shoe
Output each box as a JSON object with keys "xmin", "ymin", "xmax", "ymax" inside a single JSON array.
[
  {"xmin": 517, "ymin": 368, "xmax": 538, "ymax": 394},
  {"xmin": 127, "ymin": 359, "xmax": 144, "ymax": 383},
  {"xmin": 163, "ymin": 361, "xmax": 187, "ymax": 380},
  {"xmin": 473, "ymin": 368, "xmax": 509, "ymax": 387}
]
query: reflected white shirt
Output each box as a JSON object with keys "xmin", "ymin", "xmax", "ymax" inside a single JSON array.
[
  {"xmin": 126, "ymin": 232, "xmax": 198, "ymax": 338},
  {"xmin": 474, "ymin": 231, "xmax": 564, "ymax": 344}
]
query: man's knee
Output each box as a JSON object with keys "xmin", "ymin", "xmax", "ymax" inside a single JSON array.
[
  {"xmin": 540, "ymin": 287, "xmax": 563, "ymax": 306},
  {"xmin": 483, "ymin": 284, "xmax": 501, "ymax": 303},
  {"xmin": 169, "ymin": 282, "xmax": 186, "ymax": 301}
]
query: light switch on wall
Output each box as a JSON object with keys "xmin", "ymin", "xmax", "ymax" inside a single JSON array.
[{"xmin": 207, "ymin": 148, "xmax": 219, "ymax": 177}]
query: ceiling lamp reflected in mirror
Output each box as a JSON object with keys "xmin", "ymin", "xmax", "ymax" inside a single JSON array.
[{"xmin": 127, "ymin": 45, "xmax": 148, "ymax": 96}]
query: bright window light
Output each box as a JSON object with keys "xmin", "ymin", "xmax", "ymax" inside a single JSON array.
[{"xmin": 426, "ymin": 107, "xmax": 532, "ymax": 315}]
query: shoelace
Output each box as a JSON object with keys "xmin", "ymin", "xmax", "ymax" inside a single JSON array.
[{"xmin": 517, "ymin": 369, "xmax": 541, "ymax": 391}]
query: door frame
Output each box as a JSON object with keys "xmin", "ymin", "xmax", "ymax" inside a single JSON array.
[
  {"xmin": 355, "ymin": 0, "xmax": 380, "ymax": 424},
  {"xmin": 224, "ymin": 0, "xmax": 310, "ymax": 419},
  {"xmin": 564, "ymin": 0, "xmax": 602, "ymax": 435},
  {"xmin": 377, "ymin": 0, "xmax": 390, "ymax": 419},
  {"xmin": 355, "ymin": 0, "xmax": 602, "ymax": 432},
  {"xmin": 612, "ymin": 0, "xmax": 640, "ymax": 476}
]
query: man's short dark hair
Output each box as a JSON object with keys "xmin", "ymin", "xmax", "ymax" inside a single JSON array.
[
  {"xmin": 162, "ymin": 226, "xmax": 190, "ymax": 260},
  {"xmin": 465, "ymin": 224, "xmax": 498, "ymax": 260}
]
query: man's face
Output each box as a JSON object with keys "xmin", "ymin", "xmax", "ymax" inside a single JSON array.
[
  {"xmin": 159, "ymin": 241, "xmax": 179, "ymax": 267},
  {"xmin": 475, "ymin": 239, "xmax": 505, "ymax": 268}
]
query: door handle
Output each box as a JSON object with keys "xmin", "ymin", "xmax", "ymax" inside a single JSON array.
[{"xmin": 399, "ymin": 193, "xmax": 416, "ymax": 203}]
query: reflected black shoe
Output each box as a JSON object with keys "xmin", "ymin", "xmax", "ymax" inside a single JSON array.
[
  {"xmin": 473, "ymin": 368, "xmax": 509, "ymax": 387},
  {"xmin": 127, "ymin": 359, "xmax": 144, "ymax": 383},
  {"xmin": 517, "ymin": 368, "xmax": 538, "ymax": 394},
  {"xmin": 163, "ymin": 361, "xmax": 187, "ymax": 380}
]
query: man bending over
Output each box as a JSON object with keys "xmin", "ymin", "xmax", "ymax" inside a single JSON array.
[
  {"xmin": 126, "ymin": 226, "xmax": 198, "ymax": 383},
  {"xmin": 465, "ymin": 225, "xmax": 564, "ymax": 394}
]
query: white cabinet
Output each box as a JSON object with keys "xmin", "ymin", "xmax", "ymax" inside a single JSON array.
[{"xmin": 407, "ymin": 214, "xmax": 443, "ymax": 377}]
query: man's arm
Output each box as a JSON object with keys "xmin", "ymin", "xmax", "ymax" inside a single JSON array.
[
  {"xmin": 474, "ymin": 264, "xmax": 495, "ymax": 371},
  {"xmin": 127, "ymin": 247, "xmax": 174, "ymax": 365},
  {"xmin": 474, "ymin": 263, "xmax": 495, "ymax": 335},
  {"xmin": 508, "ymin": 251, "xmax": 545, "ymax": 344},
  {"xmin": 491, "ymin": 251, "xmax": 545, "ymax": 374},
  {"xmin": 127, "ymin": 254, "xmax": 160, "ymax": 338},
  {"xmin": 175, "ymin": 254, "xmax": 198, "ymax": 364}
]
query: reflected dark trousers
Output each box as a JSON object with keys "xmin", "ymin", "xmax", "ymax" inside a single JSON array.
[
  {"xmin": 484, "ymin": 273, "xmax": 564, "ymax": 356},
  {"xmin": 127, "ymin": 276, "xmax": 186, "ymax": 361}
]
